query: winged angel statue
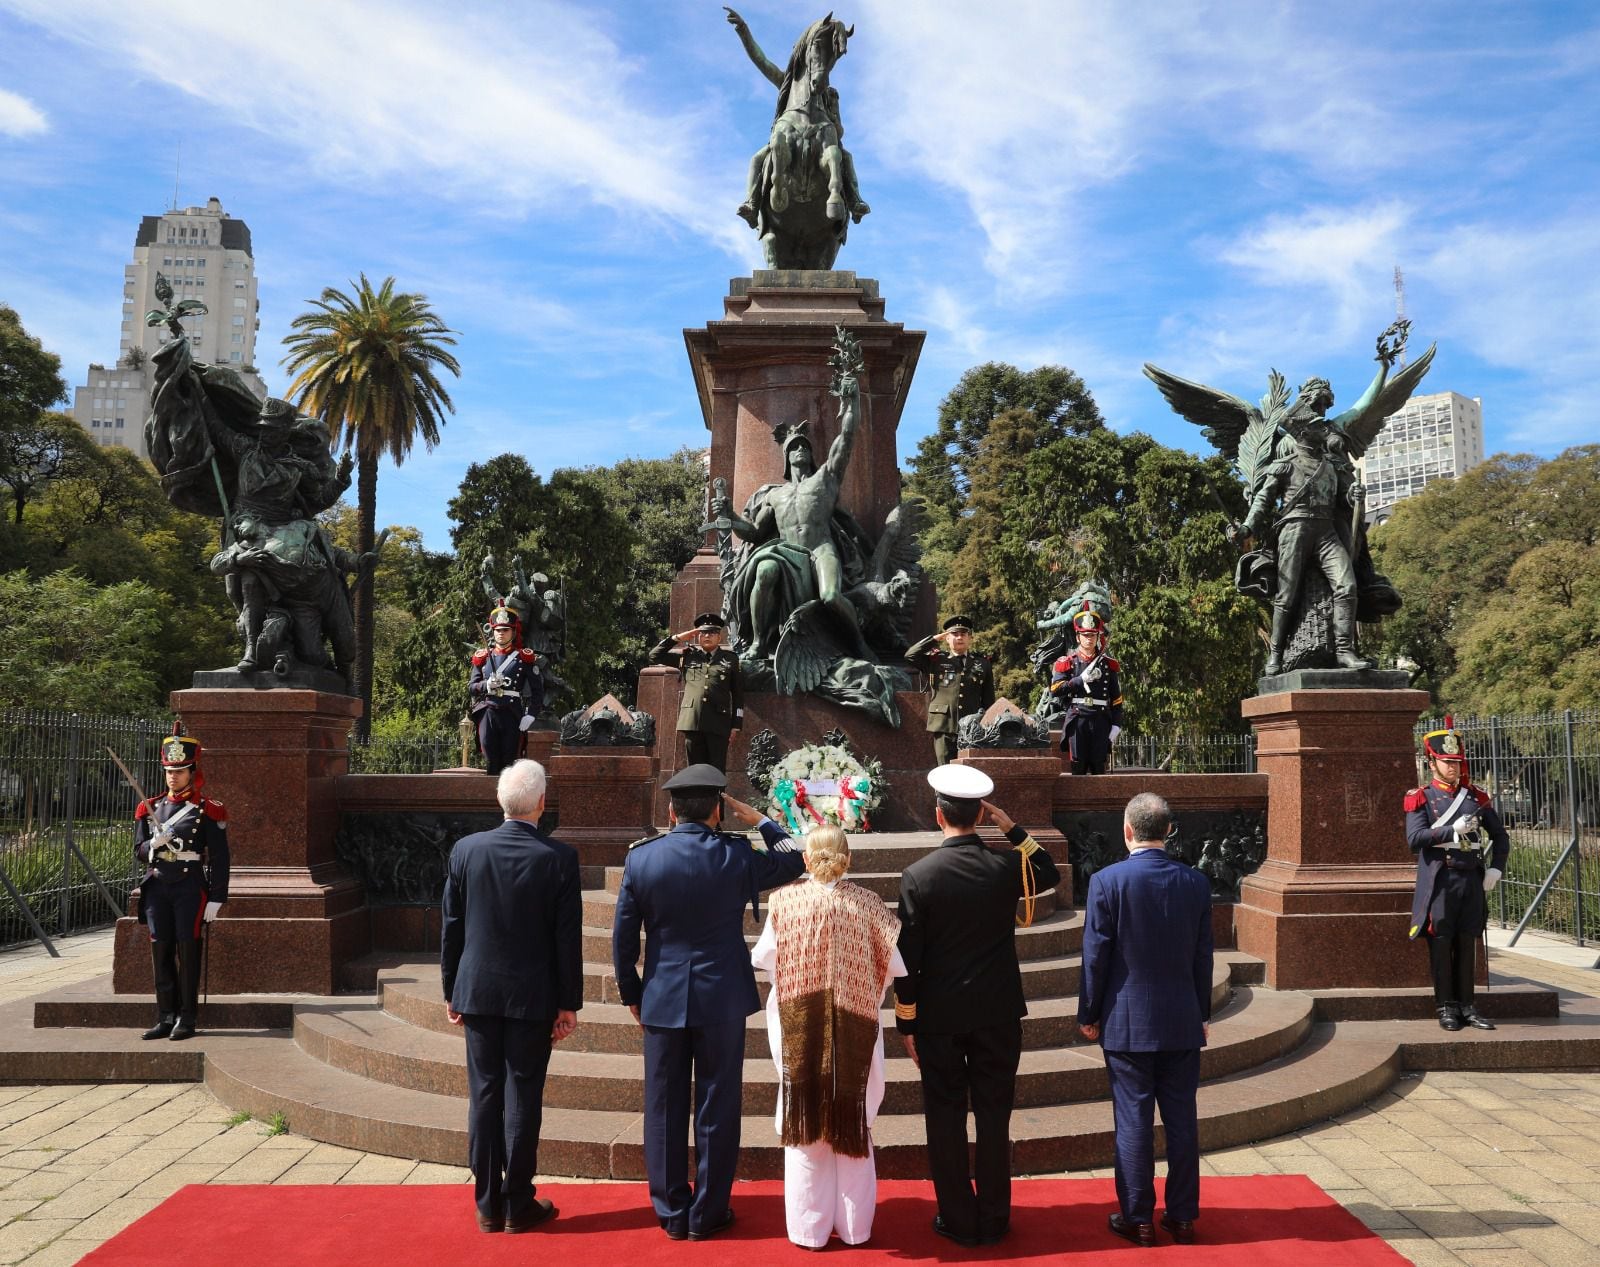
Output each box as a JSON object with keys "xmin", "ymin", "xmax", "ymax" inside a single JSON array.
[
  {"xmin": 1144, "ymin": 321, "xmax": 1434, "ymax": 677},
  {"xmin": 710, "ymin": 326, "xmax": 924, "ymax": 724}
]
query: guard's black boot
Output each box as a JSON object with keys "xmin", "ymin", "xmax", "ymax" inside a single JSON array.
[
  {"xmin": 169, "ymin": 1015, "xmax": 197, "ymax": 1041},
  {"xmin": 141, "ymin": 1015, "xmax": 175, "ymax": 1041},
  {"xmin": 1460, "ymin": 1006, "xmax": 1496, "ymax": 1031},
  {"xmin": 1437, "ymin": 1004, "xmax": 1464, "ymax": 1031},
  {"xmin": 170, "ymin": 941, "xmax": 202, "ymax": 1040}
]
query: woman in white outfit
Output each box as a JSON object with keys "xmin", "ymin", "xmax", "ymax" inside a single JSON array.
[{"xmin": 751, "ymin": 824, "xmax": 907, "ymax": 1249}]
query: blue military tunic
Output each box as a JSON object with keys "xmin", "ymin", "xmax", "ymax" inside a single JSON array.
[
  {"xmin": 1050, "ymin": 649, "xmax": 1124, "ymax": 770},
  {"xmin": 1405, "ymin": 780, "xmax": 1510, "ymax": 940},
  {"xmin": 134, "ymin": 791, "xmax": 230, "ymax": 942}
]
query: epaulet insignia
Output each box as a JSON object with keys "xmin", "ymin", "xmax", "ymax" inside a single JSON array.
[
  {"xmin": 627, "ymin": 834, "xmax": 663, "ymax": 851},
  {"xmin": 203, "ymin": 798, "xmax": 228, "ymax": 823},
  {"xmin": 1471, "ymin": 786, "xmax": 1493, "ymax": 807},
  {"xmin": 1053, "ymin": 656, "xmax": 1073, "ymax": 672},
  {"xmin": 1105, "ymin": 657, "xmax": 1121, "ymax": 672},
  {"xmin": 1404, "ymin": 788, "xmax": 1426, "ymax": 812},
  {"xmin": 470, "ymin": 649, "xmax": 490, "ymax": 666},
  {"xmin": 135, "ymin": 799, "xmax": 152, "ymax": 820},
  {"xmin": 518, "ymin": 648, "xmax": 538, "ymax": 662}
]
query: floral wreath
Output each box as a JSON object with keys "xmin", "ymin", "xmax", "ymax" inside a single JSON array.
[{"xmin": 767, "ymin": 742, "xmax": 883, "ymax": 834}]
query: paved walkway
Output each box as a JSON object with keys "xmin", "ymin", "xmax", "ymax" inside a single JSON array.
[{"xmin": 0, "ymin": 931, "xmax": 1596, "ymax": 1265}]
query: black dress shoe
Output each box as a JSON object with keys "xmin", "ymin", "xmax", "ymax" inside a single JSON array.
[
  {"xmin": 932, "ymin": 1215, "xmax": 978, "ymax": 1248},
  {"xmin": 141, "ymin": 1017, "xmax": 175, "ymax": 1041},
  {"xmin": 505, "ymin": 1197, "xmax": 557, "ymax": 1233},
  {"xmin": 689, "ymin": 1208, "xmax": 735, "ymax": 1240},
  {"xmin": 1108, "ymin": 1212, "xmax": 1155, "ymax": 1247},
  {"xmin": 168, "ymin": 1016, "xmax": 197, "ymax": 1041},
  {"xmin": 659, "ymin": 1218, "xmax": 687, "ymax": 1241},
  {"xmin": 1460, "ymin": 1006, "xmax": 1496, "ymax": 1031},
  {"xmin": 1159, "ymin": 1213, "xmax": 1196, "ymax": 1243},
  {"xmin": 1437, "ymin": 1005, "xmax": 1464, "ymax": 1032},
  {"xmin": 476, "ymin": 1215, "xmax": 504, "ymax": 1233}
]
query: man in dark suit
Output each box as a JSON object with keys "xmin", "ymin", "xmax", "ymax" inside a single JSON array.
[
  {"xmin": 894, "ymin": 764, "xmax": 1060, "ymax": 1248},
  {"xmin": 1077, "ymin": 792, "xmax": 1213, "ymax": 1248},
  {"xmin": 442, "ymin": 759, "xmax": 580, "ymax": 1234},
  {"xmin": 612, "ymin": 765, "xmax": 805, "ymax": 1240}
]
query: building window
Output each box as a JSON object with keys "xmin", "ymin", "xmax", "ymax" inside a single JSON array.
[
  {"xmin": 115, "ymin": 419, "xmax": 125, "ymax": 429},
  {"xmin": 233, "ymin": 298, "xmax": 246, "ymax": 308},
  {"xmin": 232, "ymin": 316, "xmax": 245, "ymax": 326},
  {"xmin": 231, "ymin": 334, "xmax": 242, "ymax": 344},
  {"xmin": 90, "ymin": 419, "xmax": 100, "ymax": 429}
]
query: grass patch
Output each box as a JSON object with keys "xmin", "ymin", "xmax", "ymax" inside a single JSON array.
[
  {"xmin": 263, "ymin": 1111, "xmax": 289, "ymax": 1137},
  {"xmin": 223, "ymin": 1110, "xmax": 252, "ymax": 1129}
]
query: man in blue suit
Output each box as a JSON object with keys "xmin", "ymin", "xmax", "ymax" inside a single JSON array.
[
  {"xmin": 442, "ymin": 758, "xmax": 581, "ymax": 1234},
  {"xmin": 612, "ymin": 764, "xmax": 805, "ymax": 1240},
  {"xmin": 1077, "ymin": 792, "xmax": 1213, "ymax": 1248}
]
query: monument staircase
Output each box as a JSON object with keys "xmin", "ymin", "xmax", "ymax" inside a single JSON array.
[{"xmin": 15, "ymin": 829, "xmax": 1594, "ymax": 1180}]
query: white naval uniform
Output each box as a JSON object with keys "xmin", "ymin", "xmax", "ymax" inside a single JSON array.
[{"xmin": 751, "ymin": 878, "xmax": 908, "ymax": 1249}]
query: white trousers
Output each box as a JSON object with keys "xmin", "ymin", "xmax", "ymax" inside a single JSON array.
[{"xmin": 784, "ymin": 1139, "xmax": 878, "ymax": 1248}]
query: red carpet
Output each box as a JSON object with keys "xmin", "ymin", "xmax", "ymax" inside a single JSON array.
[{"xmin": 82, "ymin": 1176, "xmax": 1406, "ymax": 1264}]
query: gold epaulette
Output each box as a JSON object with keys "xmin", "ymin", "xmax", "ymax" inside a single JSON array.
[
  {"xmin": 894, "ymin": 1000, "xmax": 917, "ymax": 1021},
  {"xmin": 627, "ymin": 834, "xmax": 663, "ymax": 851}
]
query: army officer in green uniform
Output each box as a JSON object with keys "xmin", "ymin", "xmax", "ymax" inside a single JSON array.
[
  {"xmin": 649, "ymin": 612, "xmax": 744, "ymax": 773},
  {"xmin": 906, "ymin": 615, "xmax": 996, "ymax": 768}
]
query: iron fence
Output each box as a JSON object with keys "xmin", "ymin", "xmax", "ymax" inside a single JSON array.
[
  {"xmin": 1415, "ymin": 709, "xmax": 1600, "ymax": 947},
  {"xmin": 0, "ymin": 709, "xmax": 171, "ymax": 952},
  {"xmin": 348, "ymin": 730, "xmax": 466, "ymax": 774},
  {"xmin": 1113, "ymin": 731, "xmax": 1256, "ymax": 774}
]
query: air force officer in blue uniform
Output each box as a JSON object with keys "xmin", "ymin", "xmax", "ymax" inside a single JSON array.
[
  {"xmin": 1077, "ymin": 792, "xmax": 1213, "ymax": 1248},
  {"xmin": 611, "ymin": 764, "xmax": 804, "ymax": 1240},
  {"xmin": 442, "ymin": 758, "xmax": 580, "ymax": 1234}
]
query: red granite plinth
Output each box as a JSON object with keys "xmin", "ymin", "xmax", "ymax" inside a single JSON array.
[
  {"xmin": 115, "ymin": 687, "xmax": 369, "ymax": 996},
  {"xmin": 1235, "ymin": 689, "xmax": 1432, "ymax": 989},
  {"xmin": 546, "ymin": 749, "xmax": 660, "ymax": 868},
  {"xmin": 959, "ymin": 750, "xmax": 1062, "ymax": 829}
]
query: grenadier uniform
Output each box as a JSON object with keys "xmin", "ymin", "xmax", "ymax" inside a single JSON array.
[
  {"xmin": 648, "ymin": 612, "xmax": 744, "ymax": 773},
  {"xmin": 134, "ymin": 725, "xmax": 230, "ymax": 1041},
  {"xmin": 906, "ymin": 615, "xmax": 996, "ymax": 768},
  {"xmin": 469, "ymin": 604, "xmax": 543, "ymax": 776},
  {"xmin": 1050, "ymin": 608, "xmax": 1123, "ymax": 775},
  {"xmin": 1406, "ymin": 718, "xmax": 1510, "ymax": 1032}
]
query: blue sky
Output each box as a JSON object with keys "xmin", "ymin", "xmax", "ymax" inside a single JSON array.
[{"xmin": 3, "ymin": 1, "xmax": 1597, "ymax": 553}]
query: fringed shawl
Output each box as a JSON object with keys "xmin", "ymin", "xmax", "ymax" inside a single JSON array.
[{"xmin": 768, "ymin": 878, "xmax": 900, "ymax": 1157}]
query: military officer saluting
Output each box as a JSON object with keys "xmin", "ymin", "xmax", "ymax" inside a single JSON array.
[
  {"xmin": 906, "ymin": 615, "xmax": 997, "ymax": 768},
  {"xmin": 469, "ymin": 603, "xmax": 543, "ymax": 777},
  {"xmin": 1406, "ymin": 717, "xmax": 1510, "ymax": 1032},
  {"xmin": 1050, "ymin": 606, "xmax": 1123, "ymax": 775},
  {"xmin": 649, "ymin": 612, "xmax": 744, "ymax": 773},
  {"xmin": 134, "ymin": 723, "xmax": 230, "ymax": 1041}
]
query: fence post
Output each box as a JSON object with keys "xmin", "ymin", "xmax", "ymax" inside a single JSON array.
[
  {"xmin": 62, "ymin": 716, "xmax": 80, "ymax": 937},
  {"xmin": 1567, "ymin": 710, "xmax": 1584, "ymax": 947},
  {"xmin": 1490, "ymin": 716, "xmax": 1505, "ymax": 927}
]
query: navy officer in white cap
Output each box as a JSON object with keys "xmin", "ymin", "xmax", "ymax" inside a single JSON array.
[
  {"xmin": 893, "ymin": 764, "xmax": 1060, "ymax": 1248},
  {"xmin": 612, "ymin": 763, "xmax": 805, "ymax": 1241}
]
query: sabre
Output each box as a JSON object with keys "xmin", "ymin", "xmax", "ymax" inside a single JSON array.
[{"xmin": 105, "ymin": 746, "xmax": 152, "ymax": 807}]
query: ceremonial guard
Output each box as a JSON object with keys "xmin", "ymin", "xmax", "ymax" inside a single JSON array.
[
  {"xmin": 612, "ymin": 767, "xmax": 804, "ymax": 1241},
  {"xmin": 1406, "ymin": 717, "xmax": 1510, "ymax": 1032},
  {"xmin": 1050, "ymin": 606, "xmax": 1123, "ymax": 774},
  {"xmin": 648, "ymin": 612, "xmax": 743, "ymax": 773},
  {"xmin": 133, "ymin": 724, "xmax": 230, "ymax": 1041},
  {"xmin": 905, "ymin": 616, "xmax": 996, "ymax": 767},
  {"xmin": 894, "ymin": 766, "xmax": 1059, "ymax": 1248},
  {"xmin": 469, "ymin": 603, "xmax": 543, "ymax": 777}
]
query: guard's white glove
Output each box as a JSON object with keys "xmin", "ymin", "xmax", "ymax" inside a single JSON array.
[
  {"xmin": 1109, "ymin": 725, "xmax": 1122, "ymax": 742},
  {"xmin": 1453, "ymin": 815, "xmax": 1479, "ymax": 838},
  {"xmin": 203, "ymin": 901, "xmax": 222, "ymax": 923},
  {"xmin": 1084, "ymin": 664, "xmax": 1103, "ymax": 683},
  {"xmin": 1483, "ymin": 868, "xmax": 1501, "ymax": 893},
  {"xmin": 517, "ymin": 713, "xmax": 536, "ymax": 732}
]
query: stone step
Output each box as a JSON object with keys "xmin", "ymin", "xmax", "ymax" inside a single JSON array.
[
  {"xmin": 292, "ymin": 980, "xmax": 1311, "ymax": 1116},
  {"xmin": 374, "ymin": 959, "xmax": 1233, "ymax": 1057},
  {"xmin": 583, "ymin": 882, "xmax": 1064, "ymax": 931}
]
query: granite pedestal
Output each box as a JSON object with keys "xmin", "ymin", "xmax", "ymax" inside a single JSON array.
[{"xmin": 1234, "ymin": 689, "xmax": 1432, "ymax": 989}]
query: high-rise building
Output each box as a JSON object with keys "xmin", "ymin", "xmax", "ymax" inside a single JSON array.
[
  {"xmin": 1359, "ymin": 390, "xmax": 1486, "ymax": 523},
  {"xmin": 72, "ymin": 196, "xmax": 266, "ymax": 458}
]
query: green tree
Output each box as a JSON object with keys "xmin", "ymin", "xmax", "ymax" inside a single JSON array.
[
  {"xmin": 0, "ymin": 570, "xmax": 165, "ymax": 711},
  {"xmin": 282, "ymin": 275, "xmax": 461, "ymax": 738},
  {"xmin": 907, "ymin": 362, "xmax": 1104, "ymax": 587}
]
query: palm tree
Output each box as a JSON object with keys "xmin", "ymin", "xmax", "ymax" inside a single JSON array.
[{"xmin": 282, "ymin": 274, "xmax": 460, "ymax": 737}]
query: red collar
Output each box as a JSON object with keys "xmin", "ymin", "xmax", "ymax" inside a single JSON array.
[{"xmin": 1431, "ymin": 778, "xmax": 1462, "ymax": 794}]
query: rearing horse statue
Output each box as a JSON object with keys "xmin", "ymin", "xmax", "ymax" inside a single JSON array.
[{"xmin": 727, "ymin": 8, "xmax": 870, "ymax": 270}]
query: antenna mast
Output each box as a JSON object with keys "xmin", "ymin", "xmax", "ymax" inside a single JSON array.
[
  {"xmin": 171, "ymin": 142, "xmax": 182, "ymax": 212},
  {"xmin": 1393, "ymin": 265, "xmax": 1407, "ymax": 367}
]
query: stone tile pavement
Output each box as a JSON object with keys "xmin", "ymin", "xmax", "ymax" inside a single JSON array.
[{"xmin": 0, "ymin": 929, "xmax": 1596, "ymax": 1264}]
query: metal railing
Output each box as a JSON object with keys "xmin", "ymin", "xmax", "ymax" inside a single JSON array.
[
  {"xmin": 348, "ymin": 730, "xmax": 465, "ymax": 774},
  {"xmin": 1416, "ymin": 709, "xmax": 1600, "ymax": 947},
  {"xmin": 0, "ymin": 709, "xmax": 171, "ymax": 953},
  {"xmin": 1113, "ymin": 731, "xmax": 1256, "ymax": 774}
]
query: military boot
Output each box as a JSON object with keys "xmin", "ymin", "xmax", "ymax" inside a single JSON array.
[
  {"xmin": 141, "ymin": 1015, "xmax": 175, "ymax": 1041},
  {"xmin": 1263, "ymin": 606, "xmax": 1293, "ymax": 676},
  {"xmin": 1436, "ymin": 1004, "xmax": 1464, "ymax": 1032},
  {"xmin": 170, "ymin": 941, "xmax": 203, "ymax": 1041},
  {"xmin": 1332, "ymin": 604, "xmax": 1374, "ymax": 670}
]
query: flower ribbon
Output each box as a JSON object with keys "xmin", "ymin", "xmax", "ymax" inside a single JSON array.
[
  {"xmin": 791, "ymin": 781, "xmax": 827, "ymax": 827},
  {"xmin": 772, "ymin": 779, "xmax": 806, "ymax": 835},
  {"xmin": 838, "ymin": 775, "xmax": 872, "ymax": 832}
]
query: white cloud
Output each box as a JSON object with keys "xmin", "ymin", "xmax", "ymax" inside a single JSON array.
[
  {"xmin": 1, "ymin": 0, "xmax": 746, "ymax": 256},
  {"xmin": 0, "ymin": 86, "xmax": 47, "ymax": 137}
]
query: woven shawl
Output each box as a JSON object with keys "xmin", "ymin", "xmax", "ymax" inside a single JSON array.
[{"xmin": 769, "ymin": 878, "xmax": 900, "ymax": 1157}]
